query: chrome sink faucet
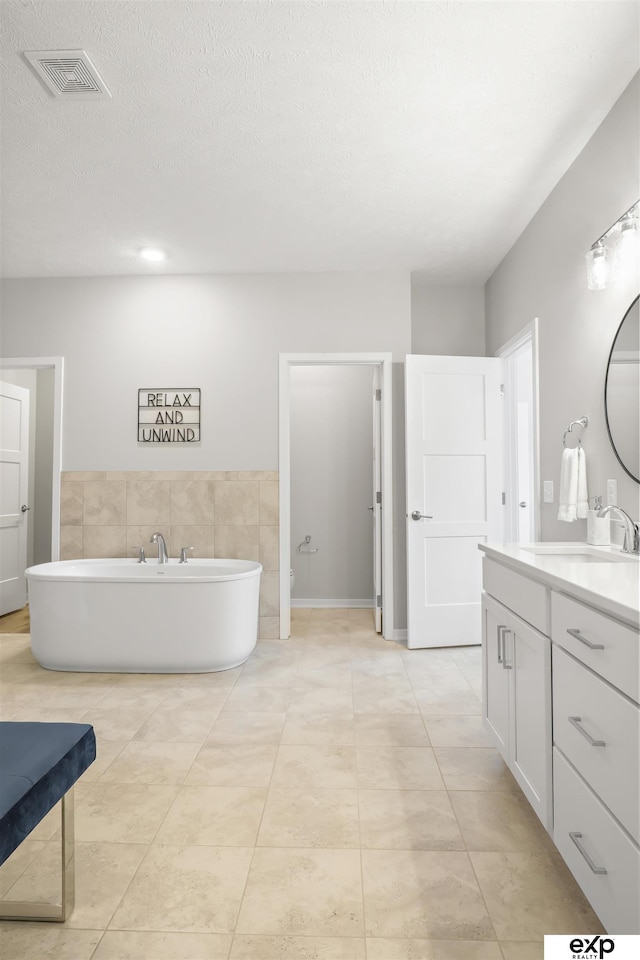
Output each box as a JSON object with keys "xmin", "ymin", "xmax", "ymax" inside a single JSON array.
[
  {"xmin": 150, "ymin": 532, "xmax": 168, "ymax": 564},
  {"xmin": 597, "ymin": 506, "xmax": 640, "ymax": 554}
]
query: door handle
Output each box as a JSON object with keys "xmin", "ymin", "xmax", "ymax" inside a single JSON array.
[
  {"xmin": 411, "ymin": 510, "xmax": 433, "ymax": 521},
  {"xmin": 519, "ymin": 501, "xmax": 527, "ymax": 508},
  {"xmin": 368, "ymin": 506, "xmax": 374, "ymax": 512},
  {"xmin": 497, "ymin": 625, "xmax": 507, "ymax": 663},
  {"xmin": 21, "ymin": 505, "xmax": 31, "ymax": 513}
]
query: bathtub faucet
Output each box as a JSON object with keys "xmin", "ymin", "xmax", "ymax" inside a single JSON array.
[{"xmin": 150, "ymin": 532, "xmax": 168, "ymax": 564}]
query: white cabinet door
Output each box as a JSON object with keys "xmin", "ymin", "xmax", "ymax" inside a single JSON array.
[
  {"xmin": 482, "ymin": 594, "xmax": 510, "ymax": 758},
  {"xmin": 510, "ymin": 618, "xmax": 552, "ymax": 829},
  {"xmin": 482, "ymin": 590, "xmax": 552, "ymax": 831}
]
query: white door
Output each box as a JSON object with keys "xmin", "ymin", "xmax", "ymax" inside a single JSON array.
[
  {"xmin": 372, "ymin": 367, "xmax": 382, "ymax": 632},
  {"xmin": 405, "ymin": 355, "xmax": 503, "ymax": 648},
  {"xmin": 0, "ymin": 381, "xmax": 30, "ymax": 615}
]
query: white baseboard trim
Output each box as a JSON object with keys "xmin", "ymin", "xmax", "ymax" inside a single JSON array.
[{"xmin": 290, "ymin": 598, "xmax": 375, "ymax": 609}]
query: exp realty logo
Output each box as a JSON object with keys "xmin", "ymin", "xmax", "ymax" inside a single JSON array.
[
  {"xmin": 568, "ymin": 937, "xmax": 615, "ymax": 958},
  {"xmin": 546, "ymin": 935, "xmax": 640, "ymax": 959}
]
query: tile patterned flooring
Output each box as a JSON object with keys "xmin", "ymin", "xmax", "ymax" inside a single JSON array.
[{"xmin": 0, "ymin": 608, "xmax": 602, "ymax": 960}]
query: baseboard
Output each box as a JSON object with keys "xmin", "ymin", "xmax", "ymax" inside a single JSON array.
[
  {"xmin": 290, "ymin": 598, "xmax": 375, "ymax": 609},
  {"xmin": 393, "ymin": 629, "xmax": 407, "ymax": 643}
]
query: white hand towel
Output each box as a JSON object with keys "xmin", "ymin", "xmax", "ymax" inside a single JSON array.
[
  {"xmin": 576, "ymin": 447, "xmax": 589, "ymax": 518},
  {"xmin": 558, "ymin": 447, "xmax": 578, "ymax": 521},
  {"xmin": 558, "ymin": 446, "xmax": 589, "ymax": 522}
]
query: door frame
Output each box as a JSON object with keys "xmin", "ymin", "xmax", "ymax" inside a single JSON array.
[
  {"xmin": 279, "ymin": 353, "xmax": 394, "ymax": 640},
  {"xmin": 0, "ymin": 357, "xmax": 64, "ymax": 561},
  {"xmin": 496, "ymin": 319, "xmax": 540, "ymax": 543}
]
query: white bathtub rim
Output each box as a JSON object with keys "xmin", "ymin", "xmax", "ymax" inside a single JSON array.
[{"xmin": 25, "ymin": 557, "xmax": 262, "ymax": 584}]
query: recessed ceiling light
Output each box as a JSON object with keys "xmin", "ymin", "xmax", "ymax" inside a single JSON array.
[{"xmin": 139, "ymin": 247, "xmax": 166, "ymax": 262}]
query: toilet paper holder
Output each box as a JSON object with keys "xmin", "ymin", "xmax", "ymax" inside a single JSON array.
[{"xmin": 297, "ymin": 534, "xmax": 318, "ymax": 554}]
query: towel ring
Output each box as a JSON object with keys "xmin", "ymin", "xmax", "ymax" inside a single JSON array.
[{"xmin": 563, "ymin": 417, "xmax": 588, "ymax": 448}]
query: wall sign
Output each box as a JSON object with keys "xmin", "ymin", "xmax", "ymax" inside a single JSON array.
[{"xmin": 138, "ymin": 389, "xmax": 201, "ymax": 443}]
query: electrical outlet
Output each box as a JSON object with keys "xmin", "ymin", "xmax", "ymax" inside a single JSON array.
[
  {"xmin": 606, "ymin": 479, "xmax": 618, "ymax": 506},
  {"xmin": 543, "ymin": 481, "xmax": 554, "ymax": 503}
]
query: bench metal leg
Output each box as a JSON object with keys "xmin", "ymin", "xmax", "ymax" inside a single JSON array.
[{"xmin": 0, "ymin": 787, "xmax": 75, "ymax": 922}]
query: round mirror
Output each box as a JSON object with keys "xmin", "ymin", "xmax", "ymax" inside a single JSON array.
[{"xmin": 605, "ymin": 294, "xmax": 640, "ymax": 483}]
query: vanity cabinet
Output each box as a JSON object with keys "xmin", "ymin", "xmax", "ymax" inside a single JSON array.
[
  {"xmin": 482, "ymin": 584, "xmax": 552, "ymax": 830},
  {"xmin": 551, "ymin": 592, "xmax": 640, "ymax": 934},
  {"xmin": 481, "ymin": 546, "xmax": 640, "ymax": 934}
]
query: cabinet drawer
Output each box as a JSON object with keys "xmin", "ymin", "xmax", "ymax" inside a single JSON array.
[
  {"xmin": 553, "ymin": 646, "xmax": 640, "ymax": 843},
  {"xmin": 483, "ymin": 558, "xmax": 548, "ymax": 634},
  {"xmin": 552, "ymin": 591, "xmax": 639, "ymax": 703},
  {"xmin": 554, "ymin": 747, "xmax": 640, "ymax": 934}
]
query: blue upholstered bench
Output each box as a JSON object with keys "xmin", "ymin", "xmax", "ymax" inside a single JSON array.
[{"xmin": 0, "ymin": 721, "xmax": 96, "ymax": 921}]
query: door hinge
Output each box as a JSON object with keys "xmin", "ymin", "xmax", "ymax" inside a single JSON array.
[
  {"xmin": 376, "ymin": 490, "xmax": 382, "ymax": 505},
  {"xmin": 499, "ymin": 383, "xmax": 505, "ymax": 398},
  {"xmin": 376, "ymin": 594, "xmax": 382, "ymax": 607},
  {"xmin": 375, "ymin": 388, "xmax": 381, "ymax": 401},
  {"xmin": 501, "ymin": 492, "xmax": 506, "ymax": 505}
]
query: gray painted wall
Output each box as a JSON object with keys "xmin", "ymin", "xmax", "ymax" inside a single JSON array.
[
  {"xmin": 1, "ymin": 272, "xmax": 411, "ymax": 626},
  {"xmin": 411, "ymin": 281, "xmax": 485, "ymax": 357},
  {"xmin": 290, "ymin": 365, "xmax": 373, "ymax": 603},
  {"xmin": 0, "ymin": 273, "xmax": 410, "ymax": 471},
  {"xmin": 485, "ymin": 73, "xmax": 640, "ymax": 541}
]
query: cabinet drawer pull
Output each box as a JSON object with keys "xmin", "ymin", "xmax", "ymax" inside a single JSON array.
[
  {"xmin": 568, "ymin": 716, "xmax": 606, "ymax": 747},
  {"xmin": 569, "ymin": 832, "xmax": 608, "ymax": 875},
  {"xmin": 567, "ymin": 628, "xmax": 604, "ymax": 650}
]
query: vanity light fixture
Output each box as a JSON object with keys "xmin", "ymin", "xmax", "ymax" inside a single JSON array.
[
  {"xmin": 139, "ymin": 247, "xmax": 166, "ymax": 262},
  {"xmin": 586, "ymin": 241, "xmax": 609, "ymax": 291},
  {"xmin": 587, "ymin": 200, "xmax": 639, "ymax": 290}
]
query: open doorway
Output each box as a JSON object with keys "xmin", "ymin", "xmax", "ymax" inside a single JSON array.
[
  {"xmin": 0, "ymin": 357, "xmax": 63, "ymax": 616},
  {"xmin": 279, "ymin": 353, "xmax": 393, "ymax": 641},
  {"xmin": 497, "ymin": 320, "xmax": 540, "ymax": 543}
]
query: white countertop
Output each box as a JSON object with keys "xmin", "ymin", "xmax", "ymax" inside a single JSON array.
[{"xmin": 479, "ymin": 542, "xmax": 640, "ymax": 628}]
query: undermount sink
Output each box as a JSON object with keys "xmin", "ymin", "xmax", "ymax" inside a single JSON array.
[{"xmin": 522, "ymin": 545, "xmax": 638, "ymax": 563}]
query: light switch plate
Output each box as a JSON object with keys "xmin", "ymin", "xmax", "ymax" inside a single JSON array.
[
  {"xmin": 606, "ymin": 479, "xmax": 618, "ymax": 506},
  {"xmin": 543, "ymin": 480, "xmax": 554, "ymax": 503}
]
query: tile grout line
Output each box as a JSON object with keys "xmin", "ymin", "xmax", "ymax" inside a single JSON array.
[{"xmin": 227, "ymin": 652, "xmax": 288, "ymax": 955}]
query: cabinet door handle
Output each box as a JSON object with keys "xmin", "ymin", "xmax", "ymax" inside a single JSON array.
[
  {"xmin": 497, "ymin": 625, "xmax": 507, "ymax": 663},
  {"xmin": 569, "ymin": 832, "xmax": 608, "ymax": 875},
  {"xmin": 502, "ymin": 628, "xmax": 513, "ymax": 670},
  {"xmin": 568, "ymin": 716, "xmax": 606, "ymax": 747},
  {"xmin": 567, "ymin": 628, "xmax": 604, "ymax": 650}
]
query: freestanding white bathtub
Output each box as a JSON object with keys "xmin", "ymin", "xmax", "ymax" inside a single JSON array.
[{"xmin": 25, "ymin": 558, "xmax": 262, "ymax": 673}]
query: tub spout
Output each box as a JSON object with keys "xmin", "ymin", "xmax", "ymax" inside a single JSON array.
[{"xmin": 150, "ymin": 532, "xmax": 168, "ymax": 564}]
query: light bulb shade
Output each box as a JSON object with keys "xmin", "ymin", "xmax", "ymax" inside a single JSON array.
[
  {"xmin": 611, "ymin": 216, "xmax": 639, "ymax": 280},
  {"xmin": 586, "ymin": 243, "xmax": 610, "ymax": 290}
]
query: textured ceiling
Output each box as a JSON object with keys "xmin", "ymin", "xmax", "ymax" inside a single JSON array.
[{"xmin": 1, "ymin": 1, "xmax": 638, "ymax": 281}]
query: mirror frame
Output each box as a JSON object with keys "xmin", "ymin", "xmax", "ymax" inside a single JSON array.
[{"xmin": 604, "ymin": 293, "xmax": 640, "ymax": 484}]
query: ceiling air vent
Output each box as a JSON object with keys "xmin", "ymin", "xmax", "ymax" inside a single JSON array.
[{"xmin": 24, "ymin": 49, "xmax": 111, "ymax": 100}]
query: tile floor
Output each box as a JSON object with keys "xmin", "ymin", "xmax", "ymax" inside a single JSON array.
[{"xmin": 0, "ymin": 608, "xmax": 602, "ymax": 960}]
